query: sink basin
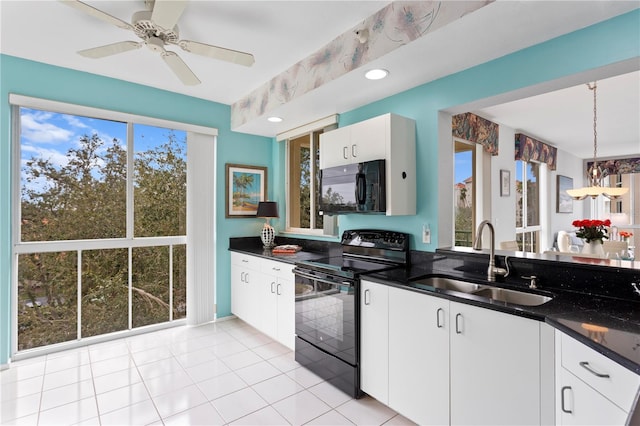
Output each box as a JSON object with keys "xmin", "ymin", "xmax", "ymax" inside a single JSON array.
[
  {"xmin": 408, "ymin": 275, "xmax": 554, "ymax": 307},
  {"xmin": 472, "ymin": 287, "xmax": 553, "ymax": 306},
  {"xmin": 409, "ymin": 276, "xmax": 483, "ymax": 294}
]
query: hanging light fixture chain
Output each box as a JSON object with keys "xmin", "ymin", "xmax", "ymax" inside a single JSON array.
[{"xmin": 588, "ymin": 81, "xmax": 597, "ymax": 167}]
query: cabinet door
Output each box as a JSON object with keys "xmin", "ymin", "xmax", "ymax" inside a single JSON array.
[
  {"xmin": 557, "ymin": 367, "xmax": 628, "ymax": 425},
  {"xmin": 388, "ymin": 288, "xmax": 450, "ymax": 425},
  {"xmin": 319, "ymin": 126, "xmax": 351, "ymax": 169},
  {"xmin": 450, "ymin": 301, "xmax": 541, "ymax": 425},
  {"xmin": 349, "ymin": 115, "xmax": 386, "ymax": 163},
  {"xmin": 276, "ymin": 273, "xmax": 295, "ymax": 350},
  {"xmin": 257, "ymin": 270, "xmax": 279, "ymax": 339},
  {"xmin": 230, "ymin": 262, "xmax": 247, "ymax": 320},
  {"xmin": 360, "ymin": 280, "xmax": 389, "ymax": 404}
]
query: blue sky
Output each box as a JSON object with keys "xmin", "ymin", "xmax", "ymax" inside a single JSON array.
[{"xmin": 20, "ymin": 107, "xmax": 185, "ymax": 191}]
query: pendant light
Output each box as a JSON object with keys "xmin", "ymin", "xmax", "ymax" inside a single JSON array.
[{"xmin": 566, "ymin": 81, "xmax": 628, "ymax": 200}]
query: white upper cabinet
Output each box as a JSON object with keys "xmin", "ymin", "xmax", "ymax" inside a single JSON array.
[{"xmin": 319, "ymin": 113, "xmax": 416, "ymax": 215}]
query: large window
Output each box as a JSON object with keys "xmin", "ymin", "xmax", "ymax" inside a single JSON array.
[
  {"xmin": 515, "ymin": 160, "xmax": 540, "ymax": 252},
  {"xmin": 15, "ymin": 105, "xmax": 187, "ymax": 352},
  {"xmin": 287, "ymin": 130, "xmax": 324, "ymax": 233}
]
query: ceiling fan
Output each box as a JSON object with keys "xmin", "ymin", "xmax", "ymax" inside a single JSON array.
[{"xmin": 61, "ymin": 0, "xmax": 255, "ymax": 85}]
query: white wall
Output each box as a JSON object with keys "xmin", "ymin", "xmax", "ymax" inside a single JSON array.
[
  {"xmin": 490, "ymin": 125, "xmax": 517, "ymax": 244},
  {"xmin": 485, "ymin": 123, "xmax": 585, "ymax": 250},
  {"xmin": 548, "ymin": 149, "xmax": 586, "ymax": 239}
]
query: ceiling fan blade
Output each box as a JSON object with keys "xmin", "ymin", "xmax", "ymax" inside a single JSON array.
[
  {"xmin": 178, "ymin": 40, "xmax": 255, "ymax": 67},
  {"xmin": 60, "ymin": 0, "xmax": 133, "ymax": 30},
  {"xmin": 151, "ymin": 0, "xmax": 187, "ymax": 31},
  {"xmin": 78, "ymin": 41, "xmax": 142, "ymax": 58},
  {"xmin": 161, "ymin": 51, "xmax": 201, "ymax": 85}
]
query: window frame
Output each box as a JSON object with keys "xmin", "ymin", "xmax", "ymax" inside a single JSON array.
[
  {"xmin": 10, "ymin": 94, "xmax": 215, "ymax": 358},
  {"xmin": 284, "ymin": 123, "xmax": 336, "ymax": 236},
  {"xmin": 515, "ymin": 159, "xmax": 542, "ymax": 253}
]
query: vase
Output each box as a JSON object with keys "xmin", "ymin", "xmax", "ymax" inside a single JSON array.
[{"xmin": 581, "ymin": 240, "xmax": 605, "ymax": 257}]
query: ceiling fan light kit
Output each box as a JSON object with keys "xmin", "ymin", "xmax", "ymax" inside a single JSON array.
[
  {"xmin": 62, "ymin": 0, "xmax": 255, "ymax": 85},
  {"xmin": 566, "ymin": 81, "xmax": 629, "ymax": 201}
]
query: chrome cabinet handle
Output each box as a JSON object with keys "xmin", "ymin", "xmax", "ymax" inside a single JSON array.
[
  {"xmin": 436, "ymin": 308, "xmax": 444, "ymax": 328},
  {"xmin": 242, "ymin": 259, "xmax": 248, "ymax": 263},
  {"xmin": 351, "ymin": 144, "xmax": 357, "ymax": 157},
  {"xmin": 561, "ymin": 386, "xmax": 573, "ymax": 413},
  {"xmin": 241, "ymin": 272, "xmax": 246, "ymax": 283},
  {"xmin": 364, "ymin": 289, "xmax": 371, "ymax": 305},
  {"xmin": 277, "ymin": 283, "xmax": 282, "ymax": 295},
  {"xmin": 579, "ymin": 361, "xmax": 610, "ymax": 378},
  {"xmin": 273, "ymin": 267, "xmax": 280, "ymax": 272},
  {"xmin": 271, "ymin": 282, "xmax": 275, "ymax": 293},
  {"xmin": 245, "ymin": 273, "xmax": 249, "ymax": 283},
  {"xmin": 343, "ymin": 146, "xmax": 349, "ymax": 159},
  {"xmin": 455, "ymin": 313, "xmax": 462, "ymax": 334}
]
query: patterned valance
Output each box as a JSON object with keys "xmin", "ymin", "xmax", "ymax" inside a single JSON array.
[
  {"xmin": 515, "ymin": 133, "xmax": 558, "ymax": 171},
  {"xmin": 452, "ymin": 112, "xmax": 499, "ymax": 155},
  {"xmin": 587, "ymin": 156, "xmax": 640, "ymax": 175}
]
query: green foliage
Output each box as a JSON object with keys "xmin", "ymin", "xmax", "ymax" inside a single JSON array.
[{"xmin": 18, "ymin": 132, "xmax": 186, "ymax": 350}]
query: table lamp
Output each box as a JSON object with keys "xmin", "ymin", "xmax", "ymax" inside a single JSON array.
[{"xmin": 256, "ymin": 201, "xmax": 278, "ymax": 248}]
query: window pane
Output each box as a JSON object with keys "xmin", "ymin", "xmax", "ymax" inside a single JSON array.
[
  {"xmin": 20, "ymin": 108, "xmax": 127, "ymax": 241},
  {"xmin": 134, "ymin": 125, "xmax": 187, "ymax": 237},
  {"xmin": 454, "ymin": 142, "xmax": 474, "ymax": 247},
  {"xmin": 288, "ymin": 135, "xmax": 311, "ymax": 228},
  {"xmin": 515, "ymin": 160, "xmax": 523, "ymax": 228},
  {"xmin": 132, "ymin": 246, "xmax": 170, "ymax": 328},
  {"xmin": 17, "ymin": 252, "xmax": 78, "ymax": 350},
  {"xmin": 81, "ymin": 249, "xmax": 128, "ymax": 338},
  {"xmin": 173, "ymin": 244, "xmax": 187, "ymax": 320},
  {"xmin": 526, "ymin": 162, "xmax": 540, "ymax": 227}
]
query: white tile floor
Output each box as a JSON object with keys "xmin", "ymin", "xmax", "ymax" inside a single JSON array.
[{"xmin": 1, "ymin": 318, "xmax": 415, "ymax": 425}]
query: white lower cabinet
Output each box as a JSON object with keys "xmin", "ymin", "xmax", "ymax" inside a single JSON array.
[
  {"xmin": 230, "ymin": 253, "xmax": 295, "ymax": 349},
  {"xmin": 230, "ymin": 252, "xmax": 259, "ymax": 325},
  {"xmin": 555, "ymin": 331, "xmax": 640, "ymax": 425},
  {"xmin": 388, "ymin": 285, "xmax": 449, "ymax": 425},
  {"xmin": 360, "ymin": 280, "xmax": 548, "ymax": 425},
  {"xmin": 260, "ymin": 259, "xmax": 295, "ymax": 350},
  {"xmin": 360, "ymin": 280, "xmax": 389, "ymax": 403},
  {"xmin": 449, "ymin": 301, "xmax": 542, "ymax": 425}
]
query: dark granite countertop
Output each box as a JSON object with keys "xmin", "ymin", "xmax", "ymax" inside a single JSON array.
[
  {"xmin": 364, "ymin": 266, "xmax": 640, "ymax": 375},
  {"xmin": 229, "ymin": 239, "xmax": 640, "ymax": 376}
]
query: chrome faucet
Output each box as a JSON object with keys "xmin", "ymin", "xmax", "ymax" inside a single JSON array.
[{"xmin": 473, "ymin": 220, "xmax": 508, "ymax": 282}]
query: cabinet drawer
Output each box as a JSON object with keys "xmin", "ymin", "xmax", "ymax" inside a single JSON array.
[
  {"xmin": 561, "ymin": 333, "xmax": 640, "ymax": 411},
  {"xmin": 261, "ymin": 259, "xmax": 294, "ymax": 278},
  {"xmin": 231, "ymin": 252, "xmax": 258, "ymax": 268}
]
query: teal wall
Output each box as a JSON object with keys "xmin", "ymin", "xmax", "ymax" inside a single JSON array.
[
  {"xmin": 274, "ymin": 8, "xmax": 640, "ymax": 251},
  {"xmin": 0, "ymin": 55, "xmax": 271, "ymax": 365},
  {"xmin": 1, "ymin": 9, "xmax": 638, "ymax": 365}
]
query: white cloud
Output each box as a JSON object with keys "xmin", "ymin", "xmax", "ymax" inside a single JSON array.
[
  {"xmin": 21, "ymin": 113, "xmax": 73, "ymax": 144},
  {"xmin": 62, "ymin": 114, "xmax": 89, "ymax": 129}
]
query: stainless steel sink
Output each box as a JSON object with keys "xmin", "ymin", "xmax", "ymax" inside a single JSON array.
[
  {"xmin": 408, "ymin": 276, "xmax": 554, "ymax": 307},
  {"xmin": 409, "ymin": 277, "xmax": 483, "ymax": 294},
  {"xmin": 472, "ymin": 287, "xmax": 553, "ymax": 306}
]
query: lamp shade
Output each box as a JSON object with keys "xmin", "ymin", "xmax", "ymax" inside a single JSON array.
[{"xmin": 256, "ymin": 201, "xmax": 279, "ymax": 218}]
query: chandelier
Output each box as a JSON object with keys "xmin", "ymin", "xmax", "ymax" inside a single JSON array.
[{"xmin": 566, "ymin": 81, "xmax": 628, "ymax": 200}]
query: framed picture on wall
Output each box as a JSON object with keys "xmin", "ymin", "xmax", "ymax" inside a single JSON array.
[
  {"xmin": 500, "ymin": 169, "xmax": 510, "ymax": 197},
  {"xmin": 557, "ymin": 175, "xmax": 573, "ymax": 213},
  {"xmin": 225, "ymin": 163, "xmax": 267, "ymax": 218}
]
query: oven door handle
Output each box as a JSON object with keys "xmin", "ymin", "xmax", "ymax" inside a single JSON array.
[{"xmin": 293, "ymin": 269, "xmax": 353, "ymax": 287}]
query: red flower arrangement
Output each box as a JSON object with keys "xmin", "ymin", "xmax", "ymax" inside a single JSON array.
[
  {"xmin": 572, "ymin": 219, "xmax": 611, "ymax": 243},
  {"xmin": 620, "ymin": 231, "xmax": 633, "ymax": 239}
]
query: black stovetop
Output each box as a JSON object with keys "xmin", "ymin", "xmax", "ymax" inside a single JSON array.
[{"xmin": 295, "ymin": 255, "xmax": 402, "ymax": 280}]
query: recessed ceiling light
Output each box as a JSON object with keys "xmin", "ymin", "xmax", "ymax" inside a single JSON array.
[
  {"xmin": 365, "ymin": 69, "xmax": 389, "ymax": 80},
  {"xmin": 267, "ymin": 116, "xmax": 283, "ymax": 123}
]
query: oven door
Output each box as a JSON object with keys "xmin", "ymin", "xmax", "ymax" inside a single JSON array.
[{"xmin": 294, "ymin": 268, "xmax": 358, "ymax": 366}]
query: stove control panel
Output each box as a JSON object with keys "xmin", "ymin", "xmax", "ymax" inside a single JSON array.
[{"xmin": 341, "ymin": 229, "xmax": 409, "ymax": 250}]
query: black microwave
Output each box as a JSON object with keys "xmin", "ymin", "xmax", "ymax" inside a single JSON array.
[{"xmin": 319, "ymin": 159, "xmax": 386, "ymax": 214}]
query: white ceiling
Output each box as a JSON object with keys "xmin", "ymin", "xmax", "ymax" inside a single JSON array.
[{"xmin": 1, "ymin": 1, "xmax": 638, "ymax": 158}]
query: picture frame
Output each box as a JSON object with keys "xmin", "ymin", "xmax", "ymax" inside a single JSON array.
[
  {"xmin": 225, "ymin": 163, "xmax": 267, "ymax": 218},
  {"xmin": 500, "ymin": 169, "xmax": 510, "ymax": 197},
  {"xmin": 557, "ymin": 175, "xmax": 573, "ymax": 213}
]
